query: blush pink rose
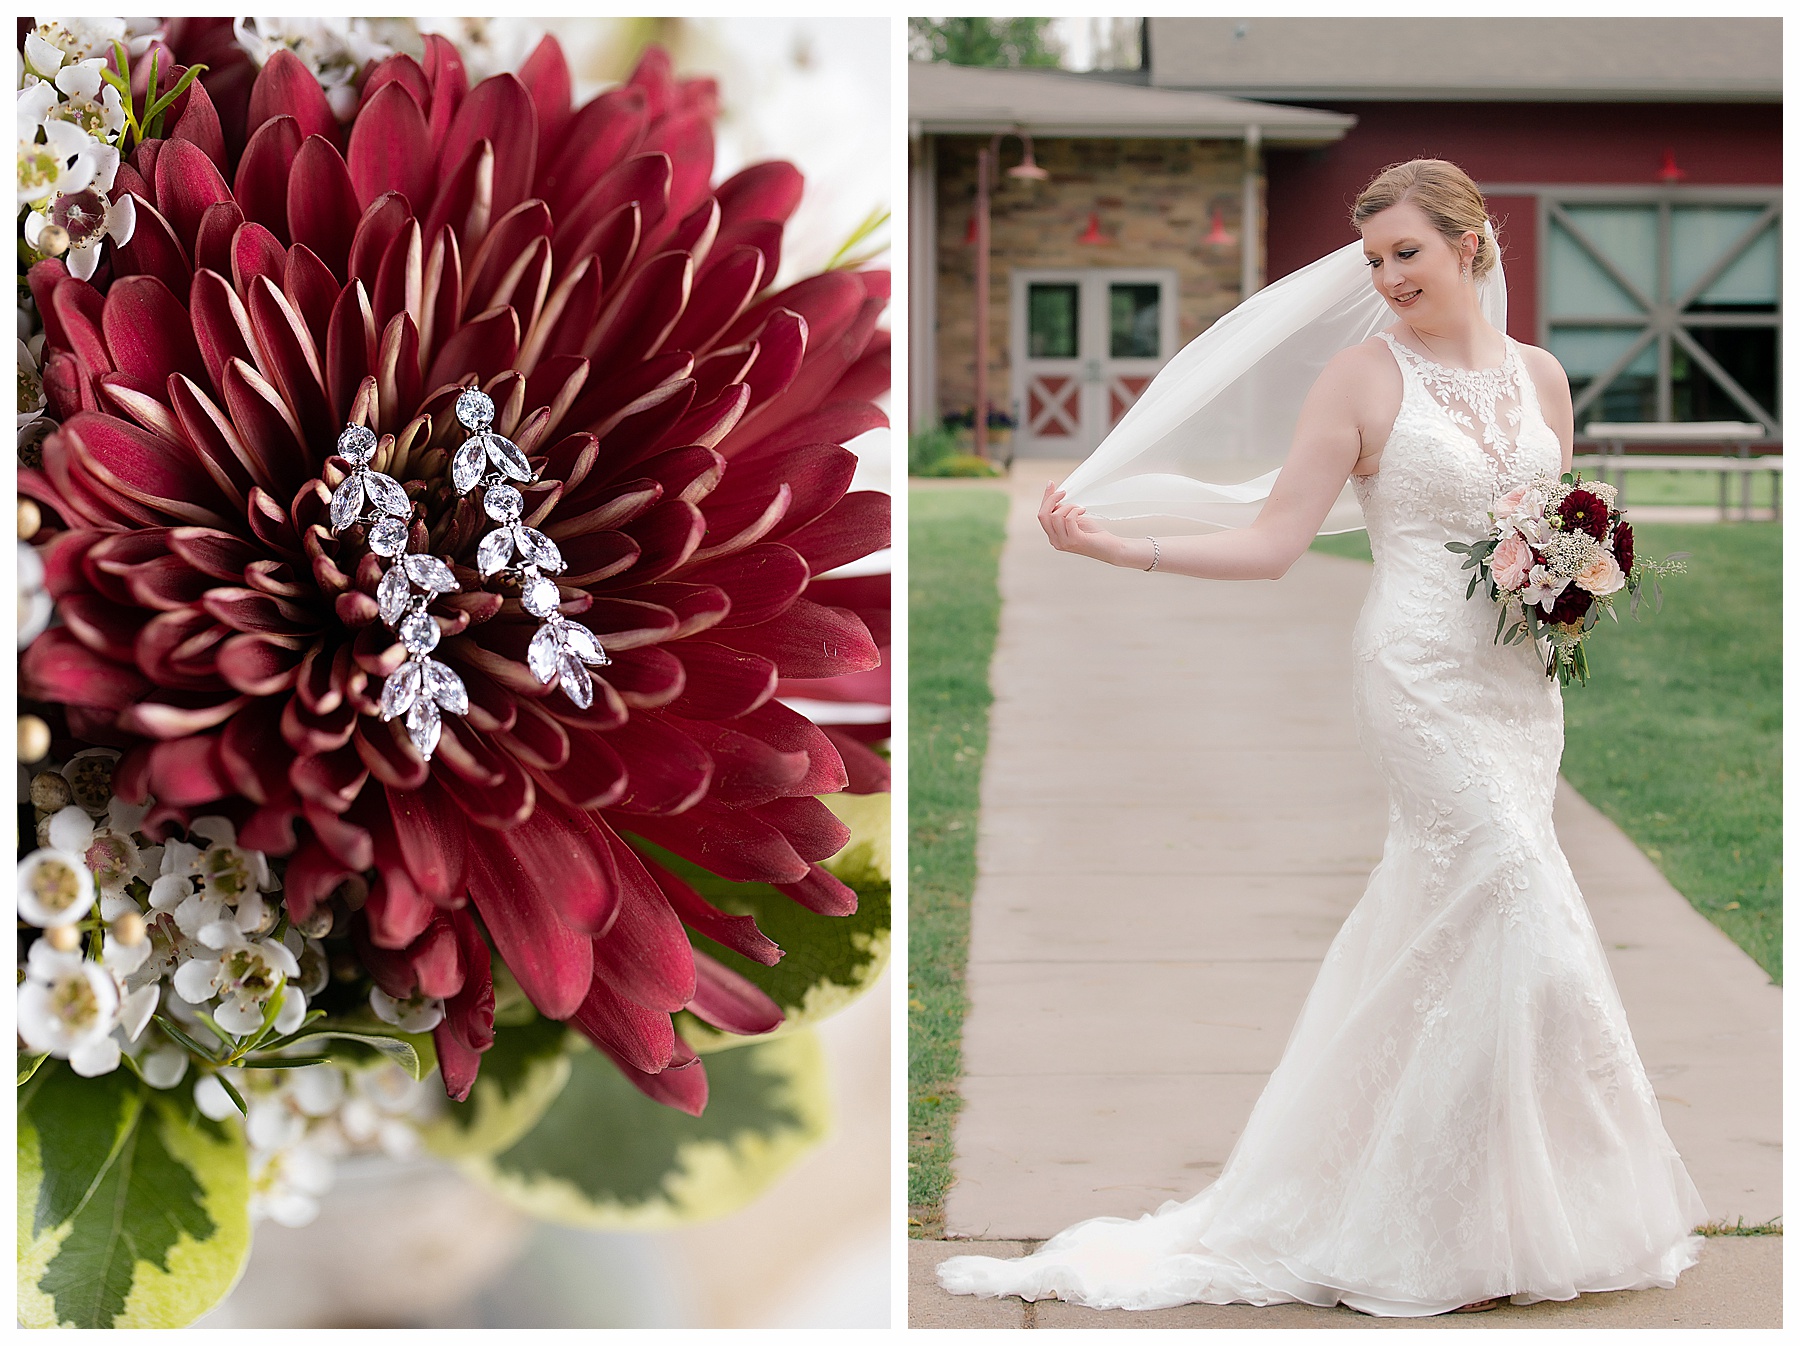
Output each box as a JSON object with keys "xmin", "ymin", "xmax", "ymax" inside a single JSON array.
[
  {"xmin": 1491, "ymin": 534, "xmax": 1533, "ymax": 590},
  {"xmin": 1575, "ymin": 550, "xmax": 1626, "ymax": 597},
  {"xmin": 1495, "ymin": 485, "xmax": 1530, "ymax": 516}
]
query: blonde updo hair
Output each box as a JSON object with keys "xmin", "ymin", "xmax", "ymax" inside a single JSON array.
[{"xmin": 1352, "ymin": 159, "xmax": 1497, "ymax": 279}]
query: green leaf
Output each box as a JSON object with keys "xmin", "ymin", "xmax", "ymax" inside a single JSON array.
[
  {"xmin": 819, "ymin": 790, "xmax": 891, "ymax": 889},
  {"xmin": 284, "ymin": 1022, "xmax": 437, "ymax": 1080},
  {"xmin": 18, "ymin": 1065, "xmax": 250, "ymax": 1328},
  {"xmin": 630, "ymin": 839, "xmax": 890, "ymax": 1053},
  {"xmin": 1464, "ymin": 570, "xmax": 1482, "ymax": 600},
  {"xmin": 464, "ymin": 1031, "xmax": 830, "ymax": 1229},
  {"xmin": 424, "ymin": 1015, "xmax": 573, "ymax": 1160},
  {"xmin": 18, "ymin": 1052, "xmax": 49, "ymax": 1086},
  {"xmin": 825, "ymin": 205, "xmax": 890, "ymax": 271}
]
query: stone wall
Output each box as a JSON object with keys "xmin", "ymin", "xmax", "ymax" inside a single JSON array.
[{"xmin": 932, "ymin": 135, "xmax": 1259, "ymax": 424}]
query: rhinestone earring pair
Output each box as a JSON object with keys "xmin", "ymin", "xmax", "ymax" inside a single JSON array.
[{"xmin": 327, "ymin": 388, "xmax": 610, "ymax": 762}]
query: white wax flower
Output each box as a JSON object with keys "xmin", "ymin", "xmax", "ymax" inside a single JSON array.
[
  {"xmin": 19, "ymin": 942, "xmax": 121, "ymax": 1075},
  {"xmin": 369, "ymin": 986, "xmax": 445, "ymax": 1033},
  {"xmin": 18, "ymin": 847, "xmax": 96, "ymax": 927}
]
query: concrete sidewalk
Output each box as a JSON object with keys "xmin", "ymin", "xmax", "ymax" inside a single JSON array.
[{"xmin": 919, "ymin": 464, "xmax": 1781, "ymax": 1327}]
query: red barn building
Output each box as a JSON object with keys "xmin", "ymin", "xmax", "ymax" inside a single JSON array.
[{"xmin": 911, "ymin": 17, "xmax": 1781, "ymax": 456}]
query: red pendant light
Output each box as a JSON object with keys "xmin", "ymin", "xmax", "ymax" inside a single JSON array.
[
  {"xmin": 1205, "ymin": 205, "xmax": 1236, "ymax": 247},
  {"xmin": 1658, "ymin": 148, "xmax": 1687, "ymax": 183},
  {"xmin": 1077, "ymin": 212, "xmax": 1109, "ymax": 245}
]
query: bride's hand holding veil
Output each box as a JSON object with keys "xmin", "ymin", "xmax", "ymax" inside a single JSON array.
[{"xmin": 1038, "ymin": 341, "xmax": 1384, "ymax": 581}]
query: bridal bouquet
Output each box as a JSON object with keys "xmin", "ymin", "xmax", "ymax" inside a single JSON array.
[
  {"xmin": 18, "ymin": 17, "xmax": 890, "ymax": 1328},
  {"xmin": 1447, "ymin": 471, "xmax": 1685, "ymax": 686}
]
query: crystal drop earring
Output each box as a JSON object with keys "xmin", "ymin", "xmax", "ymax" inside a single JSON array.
[
  {"xmin": 451, "ymin": 385, "xmax": 612, "ymax": 710},
  {"xmin": 327, "ymin": 421, "xmax": 469, "ymax": 761}
]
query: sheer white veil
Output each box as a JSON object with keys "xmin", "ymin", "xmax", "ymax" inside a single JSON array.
[{"xmin": 1061, "ymin": 221, "xmax": 1508, "ymax": 534}]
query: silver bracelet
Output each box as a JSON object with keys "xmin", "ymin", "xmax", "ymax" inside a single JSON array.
[{"xmin": 1145, "ymin": 536, "xmax": 1160, "ymax": 572}]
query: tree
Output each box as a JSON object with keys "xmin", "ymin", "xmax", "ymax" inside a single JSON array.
[{"xmin": 908, "ymin": 17, "xmax": 1064, "ymax": 68}]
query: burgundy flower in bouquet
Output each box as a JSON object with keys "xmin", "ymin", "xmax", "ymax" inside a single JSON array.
[
  {"xmin": 21, "ymin": 26, "xmax": 890, "ymax": 1111},
  {"xmin": 1446, "ymin": 471, "xmax": 1683, "ymax": 687}
]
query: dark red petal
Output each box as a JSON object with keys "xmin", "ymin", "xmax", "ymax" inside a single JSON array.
[
  {"xmin": 192, "ymin": 198, "xmax": 244, "ymax": 277},
  {"xmin": 585, "ymin": 250, "xmax": 690, "ymax": 369},
  {"xmin": 233, "ymin": 115, "xmax": 304, "ymax": 243},
  {"xmin": 626, "ymin": 801, "xmax": 809, "ymax": 885},
  {"xmin": 646, "ymin": 858, "xmax": 781, "ymax": 967},
  {"xmin": 21, "ymin": 628, "xmax": 148, "ymax": 708},
  {"xmin": 780, "ymin": 490, "xmax": 891, "ymax": 576},
  {"xmin": 518, "ymin": 35, "xmax": 574, "ymax": 148},
  {"xmin": 215, "ymin": 632, "xmax": 304, "ymax": 695},
  {"xmin": 443, "ymin": 906, "xmax": 494, "ymax": 1051},
  {"xmin": 466, "ymin": 830, "xmax": 593, "ymax": 1020},
  {"xmin": 539, "ymin": 87, "xmax": 647, "ymax": 218},
  {"xmin": 667, "ymin": 243, "xmax": 763, "ymax": 356},
  {"xmin": 354, "ymin": 914, "xmax": 419, "ymax": 998},
  {"xmin": 821, "ymin": 727, "xmax": 891, "ymax": 794},
  {"xmin": 729, "ymin": 698, "xmax": 848, "ymax": 795},
  {"xmin": 496, "ymin": 799, "xmax": 619, "ymax": 937},
  {"xmin": 423, "ymin": 306, "xmax": 518, "ymax": 393},
  {"xmin": 776, "ymin": 863, "xmax": 860, "ymax": 917},
  {"xmin": 282, "ymin": 839, "xmax": 353, "ymax": 921},
  {"xmin": 434, "ymin": 1024, "xmax": 482, "ymax": 1103},
  {"xmin": 111, "ymin": 196, "xmax": 192, "ymax": 293},
  {"xmin": 287, "ymin": 135, "xmax": 360, "ymax": 278},
  {"xmin": 439, "ymin": 73, "xmax": 538, "ymax": 221},
  {"xmin": 753, "ymin": 795, "xmax": 851, "ymax": 863},
  {"xmin": 589, "ymin": 831, "xmax": 694, "ymax": 1011},
  {"xmin": 247, "ymin": 49, "xmax": 338, "ymax": 147},
  {"xmin": 571, "ymin": 976, "xmax": 675, "ymax": 1075},
  {"xmin": 117, "ymin": 693, "xmax": 249, "ymax": 740},
  {"xmin": 60, "ymin": 413, "xmax": 231, "ymax": 528},
  {"xmin": 528, "ymin": 728, "xmax": 629, "ymax": 812},
  {"xmin": 718, "ymin": 599, "xmax": 878, "ymax": 679},
  {"xmin": 589, "ymin": 1037, "xmax": 707, "ymax": 1116},
  {"xmin": 715, "ymin": 160, "xmax": 805, "ymax": 227},
  {"xmin": 347, "ymin": 78, "xmax": 433, "ymax": 211},
  {"xmin": 366, "ymin": 868, "xmax": 438, "ymax": 950},
  {"xmin": 153, "ymin": 135, "xmax": 233, "ymax": 255},
  {"xmin": 664, "ymin": 642, "xmax": 777, "ymax": 720},
  {"xmin": 146, "ymin": 735, "xmax": 232, "ymax": 807},
  {"xmin": 687, "ymin": 951, "xmax": 783, "ymax": 1036},
  {"xmin": 664, "ymin": 716, "xmax": 808, "ymax": 808},
  {"xmin": 302, "ymin": 803, "xmax": 373, "ymax": 871},
  {"xmin": 168, "ymin": 68, "xmax": 227, "ymax": 170},
  {"xmin": 385, "ymin": 777, "xmax": 469, "ymax": 904}
]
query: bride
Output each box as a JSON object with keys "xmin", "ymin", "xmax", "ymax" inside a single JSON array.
[{"xmin": 935, "ymin": 160, "xmax": 1707, "ymax": 1317}]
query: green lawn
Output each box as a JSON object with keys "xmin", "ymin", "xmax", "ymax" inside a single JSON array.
[
  {"xmin": 907, "ymin": 487, "xmax": 1008, "ymax": 1236},
  {"xmin": 1313, "ymin": 523, "xmax": 1782, "ymax": 982}
]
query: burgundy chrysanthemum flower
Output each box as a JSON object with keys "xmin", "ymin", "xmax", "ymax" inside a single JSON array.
[
  {"xmin": 21, "ymin": 30, "xmax": 890, "ymax": 1113},
  {"xmin": 1612, "ymin": 518, "xmax": 1635, "ymax": 575},
  {"xmin": 1546, "ymin": 583, "xmax": 1594, "ymax": 628},
  {"xmin": 1557, "ymin": 488, "xmax": 1608, "ymax": 541}
]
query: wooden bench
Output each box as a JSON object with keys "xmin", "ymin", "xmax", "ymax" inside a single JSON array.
[{"xmin": 1579, "ymin": 421, "xmax": 1780, "ymax": 522}]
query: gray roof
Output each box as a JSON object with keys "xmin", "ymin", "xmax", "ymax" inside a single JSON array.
[
  {"xmin": 908, "ymin": 60, "xmax": 1355, "ymax": 141},
  {"xmin": 1148, "ymin": 18, "xmax": 1782, "ymax": 102}
]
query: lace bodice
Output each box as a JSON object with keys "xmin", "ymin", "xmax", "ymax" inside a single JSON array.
[{"xmin": 938, "ymin": 326, "xmax": 1705, "ymax": 1315}]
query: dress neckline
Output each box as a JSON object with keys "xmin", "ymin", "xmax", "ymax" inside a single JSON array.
[{"xmin": 1379, "ymin": 330, "xmax": 1513, "ymax": 377}]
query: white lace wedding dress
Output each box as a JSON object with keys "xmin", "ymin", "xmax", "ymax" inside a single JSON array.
[{"xmin": 937, "ymin": 332, "xmax": 1708, "ymax": 1316}]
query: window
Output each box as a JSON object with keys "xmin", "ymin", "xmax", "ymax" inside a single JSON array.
[
  {"xmin": 1542, "ymin": 195, "xmax": 1779, "ymax": 432},
  {"xmin": 1108, "ymin": 284, "xmax": 1161, "ymax": 359},
  {"xmin": 1027, "ymin": 283, "xmax": 1078, "ymax": 359}
]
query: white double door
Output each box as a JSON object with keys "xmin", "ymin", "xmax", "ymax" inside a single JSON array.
[{"xmin": 1009, "ymin": 268, "xmax": 1178, "ymax": 458}]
